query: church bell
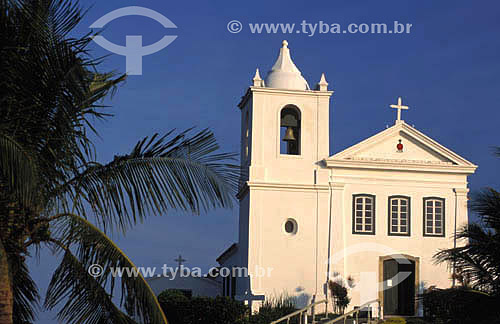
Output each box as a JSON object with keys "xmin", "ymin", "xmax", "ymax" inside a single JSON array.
[{"xmin": 283, "ymin": 126, "xmax": 296, "ymax": 142}]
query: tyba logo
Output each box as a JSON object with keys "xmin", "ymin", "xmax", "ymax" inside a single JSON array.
[{"xmin": 90, "ymin": 6, "xmax": 177, "ymax": 75}]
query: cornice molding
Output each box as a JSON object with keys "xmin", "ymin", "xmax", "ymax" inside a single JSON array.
[
  {"xmin": 453, "ymin": 188, "xmax": 469, "ymax": 196},
  {"xmin": 331, "ymin": 174, "xmax": 467, "ymax": 187},
  {"xmin": 344, "ymin": 156, "xmax": 453, "ymax": 166},
  {"xmin": 324, "ymin": 159, "xmax": 477, "ymax": 174},
  {"xmin": 330, "ymin": 183, "xmax": 346, "ymax": 190},
  {"xmin": 237, "ymin": 86, "xmax": 333, "ymax": 108},
  {"xmin": 247, "ymin": 181, "xmax": 329, "ymax": 191}
]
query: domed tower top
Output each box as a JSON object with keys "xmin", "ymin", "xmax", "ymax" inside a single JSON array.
[{"xmin": 264, "ymin": 40, "xmax": 310, "ymax": 90}]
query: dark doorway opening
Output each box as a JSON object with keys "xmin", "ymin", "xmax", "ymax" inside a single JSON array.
[{"xmin": 383, "ymin": 258, "xmax": 416, "ymax": 316}]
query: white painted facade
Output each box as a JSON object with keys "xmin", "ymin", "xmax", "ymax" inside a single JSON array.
[{"xmin": 217, "ymin": 41, "xmax": 477, "ymax": 316}]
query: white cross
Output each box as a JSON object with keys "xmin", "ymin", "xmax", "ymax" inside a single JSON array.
[
  {"xmin": 174, "ymin": 254, "xmax": 186, "ymax": 268},
  {"xmin": 390, "ymin": 97, "xmax": 409, "ymax": 122},
  {"xmin": 236, "ymin": 291, "xmax": 265, "ymax": 308}
]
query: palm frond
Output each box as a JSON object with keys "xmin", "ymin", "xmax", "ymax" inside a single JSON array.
[
  {"xmin": 1, "ymin": 0, "xmax": 126, "ymax": 201},
  {"xmin": 45, "ymin": 248, "xmax": 138, "ymax": 324},
  {"xmin": 434, "ymin": 224, "xmax": 500, "ymax": 294},
  {"xmin": 470, "ymin": 188, "xmax": 500, "ymax": 230},
  {"xmin": 0, "ymin": 134, "xmax": 38, "ymax": 207},
  {"xmin": 494, "ymin": 146, "xmax": 500, "ymax": 158},
  {"xmin": 63, "ymin": 129, "xmax": 239, "ymax": 232},
  {"xmin": 2, "ymin": 1, "xmax": 237, "ymax": 322},
  {"xmin": 10, "ymin": 253, "xmax": 39, "ymax": 324},
  {"xmin": 47, "ymin": 213, "xmax": 167, "ymax": 324}
]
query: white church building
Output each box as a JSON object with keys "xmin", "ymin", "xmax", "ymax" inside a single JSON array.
[{"xmin": 216, "ymin": 40, "xmax": 477, "ymax": 317}]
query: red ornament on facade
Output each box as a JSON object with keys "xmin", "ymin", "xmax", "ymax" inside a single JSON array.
[{"xmin": 397, "ymin": 139, "xmax": 403, "ymax": 152}]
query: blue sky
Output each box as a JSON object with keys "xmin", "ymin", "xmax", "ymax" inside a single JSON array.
[{"xmin": 31, "ymin": 0, "xmax": 500, "ymax": 322}]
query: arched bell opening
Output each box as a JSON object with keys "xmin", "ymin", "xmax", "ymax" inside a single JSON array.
[{"xmin": 280, "ymin": 105, "xmax": 301, "ymax": 155}]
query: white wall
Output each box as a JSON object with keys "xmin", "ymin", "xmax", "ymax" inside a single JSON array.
[
  {"xmin": 234, "ymin": 85, "xmax": 473, "ymax": 316},
  {"xmin": 329, "ymin": 167, "xmax": 469, "ymax": 315}
]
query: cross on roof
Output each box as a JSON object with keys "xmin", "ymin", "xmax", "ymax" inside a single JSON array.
[
  {"xmin": 390, "ymin": 97, "xmax": 409, "ymax": 123},
  {"xmin": 174, "ymin": 254, "xmax": 186, "ymax": 268}
]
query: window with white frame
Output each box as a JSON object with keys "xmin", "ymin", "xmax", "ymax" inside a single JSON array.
[
  {"xmin": 353, "ymin": 194, "xmax": 375, "ymax": 234},
  {"xmin": 424, "ymin": 197, "xmax": 445, "ymax": 237},
  {"xmin": 388, "ymin": 196, "xmax": 411, "ymax": 236}
]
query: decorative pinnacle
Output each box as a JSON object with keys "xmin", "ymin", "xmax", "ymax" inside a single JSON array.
[
  {"xmin": 253, "ymin": 68, "xmax": 264, "ymax": 87},
  {"xmin": 316, "ymin": 73, "xmax": 328, "ymax": 91},
  {"xmin": 319, "ymin": 73, "xmax": 328, "ymax": 85},
  {"xmin": 282, "ymin": 40, "xmax": 288, "ymax": 48},
  {"xmin": 253, "ymin": 68, "xmax": 262, "ymax": 81}
]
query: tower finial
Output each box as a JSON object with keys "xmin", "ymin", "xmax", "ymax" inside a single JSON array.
[
  {"xmin": 253, "ymin": 68, "xmax": 264, "ymax": 87},
  {"xmin": 264, "ymin": 40, "xmax": 309, "ymax": 90},
  {"xmin": 316, "ymin": 73, "xmax": 328, "ymax": 91}
]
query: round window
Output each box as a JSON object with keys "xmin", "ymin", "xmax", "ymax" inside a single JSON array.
[{"xmin": 284, "ymin": 219, "xmax": 298, "ymax": 235}]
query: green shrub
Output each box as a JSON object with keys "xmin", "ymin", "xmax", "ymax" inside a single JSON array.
[
  {"xmin": 328, "ymin": 279, "xmax": 352, "ymax": 314},
  {"xmin": 383, "ymin": 317, "xmax": 406, "ymax": 324},
  {"xmin": 405, "ymin": 319, "xmax": 430, "ymax": 324},
  {"xmin": 157, "ymin": 290, "xmax": 248, "ymax": 324},
  {"xmin": 247, "ymin": 294, "xmax": 298, "ymax": 324},
  {"xmin": 381, "ymin": 317, "xmax": 430, "ymax": 324},
  {"xmin": 186, "ymin": 296, "xmax": 249, "ymax": 324},
  {"xmin": 420, "ymin": 287, "xmax": 500, "ymax": 324},
  {"xmin": 157, "ymin": 289, "xmax": 190, "ymax": 324}
]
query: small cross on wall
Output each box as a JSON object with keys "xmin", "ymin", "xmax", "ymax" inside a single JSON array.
[{"xmin": 390, "ymin": 96, "xmax": 409, "ymax": 124}]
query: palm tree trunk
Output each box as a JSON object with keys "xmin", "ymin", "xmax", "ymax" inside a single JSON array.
[{"xmin": 0, "ymin": 240, "xmax": 13, "ymax": 324}]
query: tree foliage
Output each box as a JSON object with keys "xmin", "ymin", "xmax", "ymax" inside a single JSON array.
[
  {"xmin": 432, "ymin": 149, "xmax": 500, "ymax": 322},
  {"xmin": 0, "ymin": 0, "xmax": 239, "ymax": 323},
  {"xmin": 157, "ymin": 291, "xmax": 248, "ymax": 324},
  {"xmin": 420, "ymin": 287, "xmax": 500, "ymax": 324},
  {"xmin": 328, "ymin": 279, "xmax": 351, "ymax": 314},
  {"xmin": 434, "ymin": 186, "xmax": 500, "ymax": 296}
]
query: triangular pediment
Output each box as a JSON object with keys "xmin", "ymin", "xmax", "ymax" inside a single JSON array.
[{"xmin": 325, "ymin": 122, "xmax": 477, "ymax": 173}]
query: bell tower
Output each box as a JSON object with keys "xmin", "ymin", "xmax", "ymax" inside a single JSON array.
[
  {"xmin": 238, "ymin": 40, "xmax": 333, "ymax": 185},
  {"xmin": 232, "ymin": 40, "xmax": 334, "ymax": 308}
]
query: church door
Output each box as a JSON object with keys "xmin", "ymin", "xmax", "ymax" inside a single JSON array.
[{"xmin": 383, "ymin": 258, "xmax": 415, "ymax": 316}]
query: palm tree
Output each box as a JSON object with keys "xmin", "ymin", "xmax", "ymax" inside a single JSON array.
[
  {"xmin": 434, "ymin": 149, "xmax": 500, "ymax": 296},
  {"xmin": 0, "ymin": 1, "xmax": 239, "ymax": 323}
]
